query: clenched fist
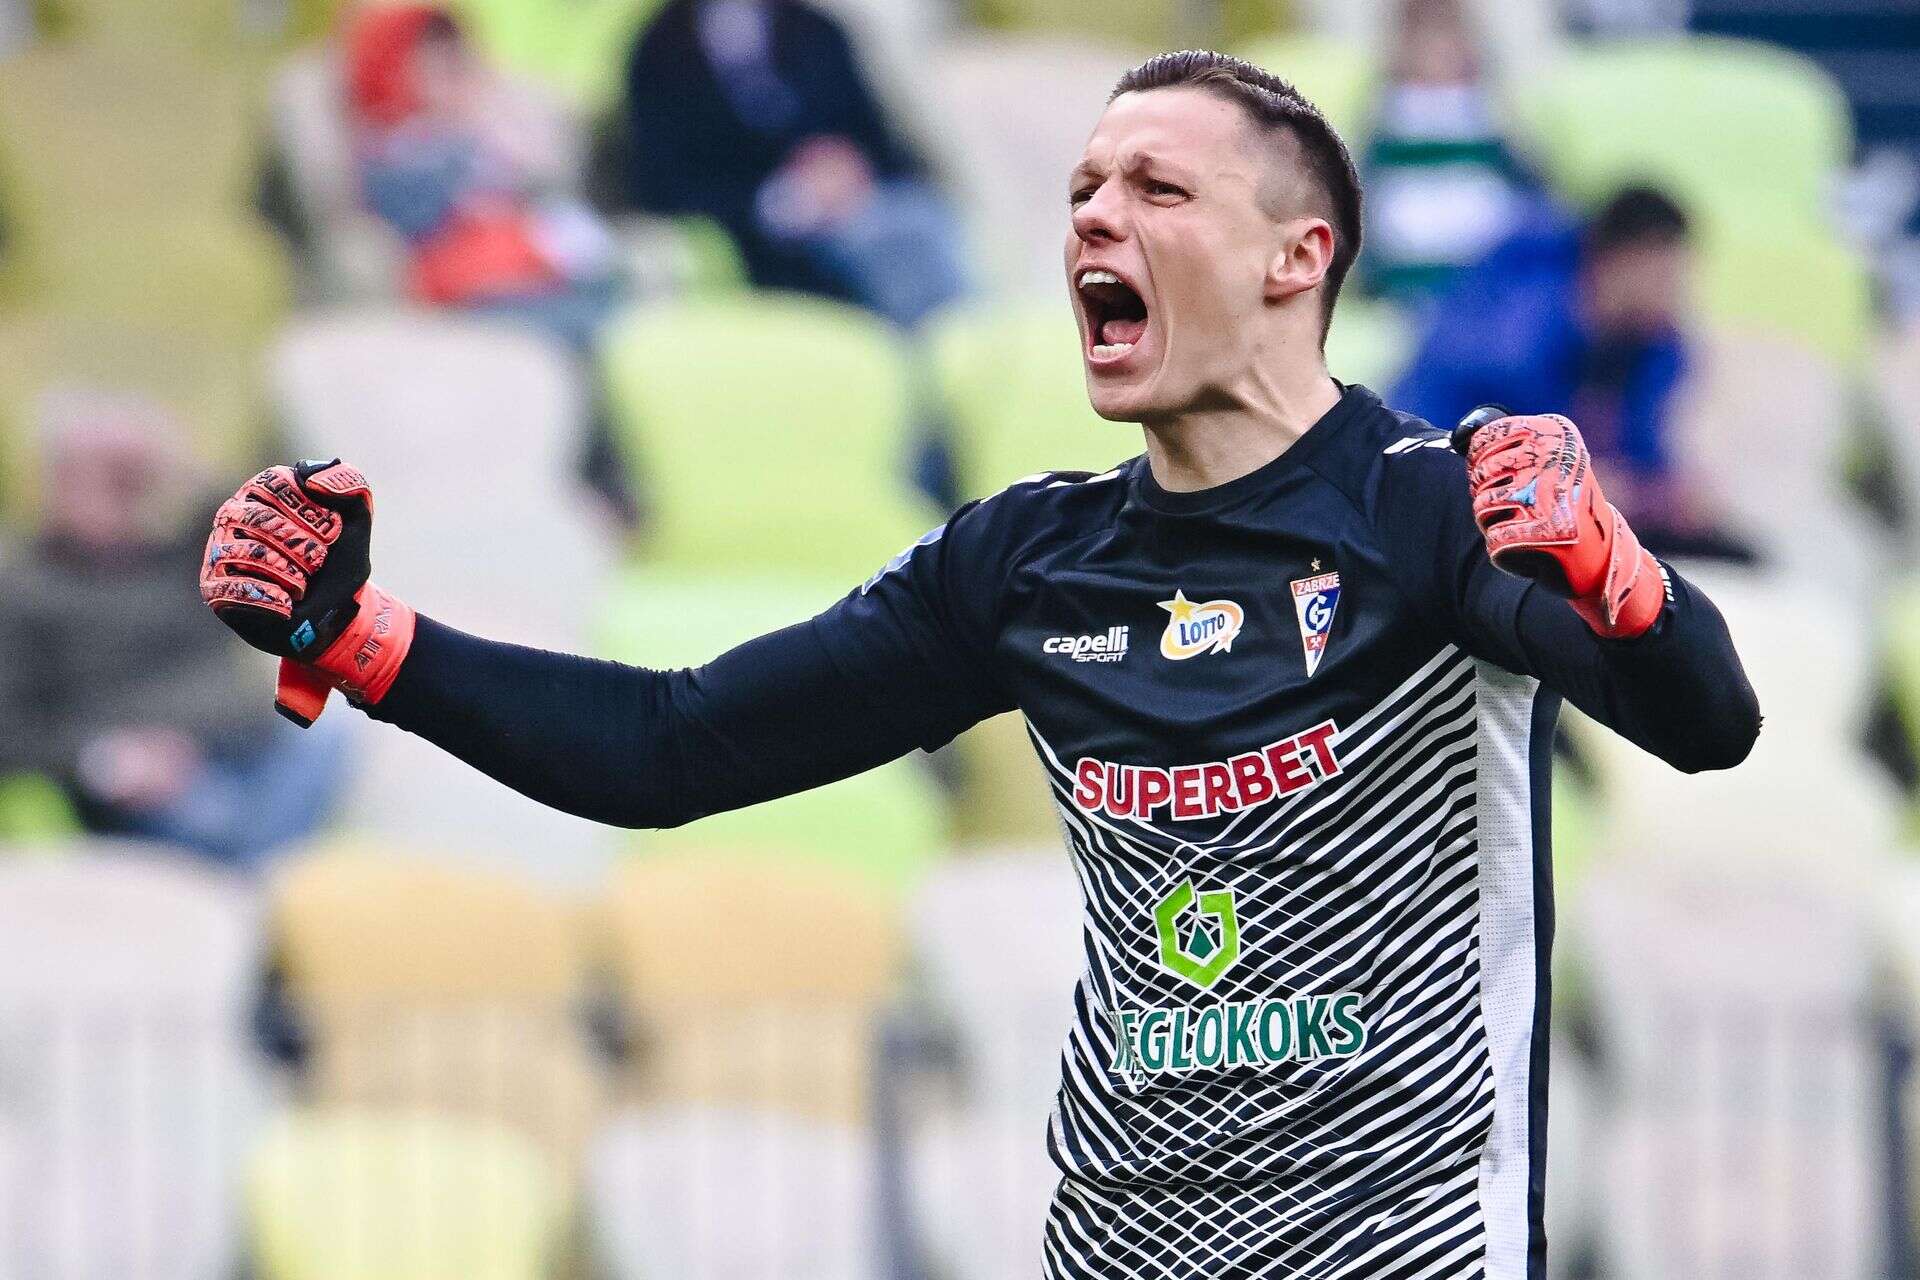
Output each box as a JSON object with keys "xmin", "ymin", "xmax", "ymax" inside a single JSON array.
[
  {"xmin": 200, "ymin": 460, "xmax": 415, "ymax": 725},
  {"xmin": 1453, "ymin": 408, "xmax": 1667, "ymax": 640}
]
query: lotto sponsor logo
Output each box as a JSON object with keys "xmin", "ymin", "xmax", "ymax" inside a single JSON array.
[
  {"xmin": 1043, "ymin": 626, "xmax": 1130, "ymax": 663},
  {"xmin": 1158, "ymin": 590, "xmax": 1244, "ymax": 660},
  {"xmin": 1109, "ymin": 992, "xmax": 1369, "ymax": 1086},
  {"xmin": 1073, "ymin": 719, "xmax": 1342, "ymax": 822}
]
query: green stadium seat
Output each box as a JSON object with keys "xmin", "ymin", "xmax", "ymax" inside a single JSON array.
[
  {"xmin": 1235, "ymin": 33, "xmax": 1377, "ymax": 145},
  {"xmin": 1518, "ymin": 37, "xmax": 1850, "ymax": 229},
  {"xmin": 0, "ymin": 46, "xmax": 261, "ymax": 238},
  {"xmin": 247, "ymin": 1109, "xmax": 566, "ymax": 1280},
  {"xmin": 928, "ymin": 300, "xmax": 1136, "ymax": 500},
  {"xmin": 0, "ymin": 774, "xmax": 79, "ymax": 844},
  {"xmin": 4, "ymin": 216, "xmax": 294, "ymax": 348},
  {"xmin": 448, "ymin": 0, "xmax": 666, "ymax": 113},
  {"xmin": 1514, "ymin": 37, "xmax": 1868, "ymax": 360},
  {"xmin": 595, "ymin": 567, "xmax": 949, "ymax": 886},
  {"xmin": 599, "ymin": 293, "xmax": 942, "ymax": 584},
  {"xmin": 1695, "ymin": 216, "xmax": 1872, "ymax": 365},
  {"xmin": 38, "ymin": 0, "xmax": 281, "ymax": 52}
]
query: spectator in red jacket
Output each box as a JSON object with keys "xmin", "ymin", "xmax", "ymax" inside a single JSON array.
[{"xmin": 344, "ymin": 2, "xmax": 624, "ymax": 352}]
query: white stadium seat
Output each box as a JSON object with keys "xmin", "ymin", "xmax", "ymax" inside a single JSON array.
[{"xmin": 0, "ymin": 845, "xmax": 267, "ymax": 1280}]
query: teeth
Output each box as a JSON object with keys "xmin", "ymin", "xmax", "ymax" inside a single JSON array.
[
  {"xmin": 1079, "ymin": 269, "xmax": 1122, "ymax": 287},
  {"xmin": 1092, "ymin": 342, "xmax": 1135, "ymax": 358}
]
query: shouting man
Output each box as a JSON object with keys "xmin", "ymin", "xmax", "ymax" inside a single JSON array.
[{"xmin": 201, "ymin": 50, "xmax": 1758, "ymax": 1279}]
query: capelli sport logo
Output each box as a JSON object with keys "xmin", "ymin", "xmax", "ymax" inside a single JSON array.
[{"xmin": 1157, "ymin": 590, "xmax": 1244, "ymax": 660}]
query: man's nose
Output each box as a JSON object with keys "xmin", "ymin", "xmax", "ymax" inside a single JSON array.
[{"xmin": 1072, "ymin": 184, "xmax": 1127, "ymax": 245}]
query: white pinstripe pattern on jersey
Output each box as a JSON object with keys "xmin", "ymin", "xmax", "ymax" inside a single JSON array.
[{"xmin": 1018, "ymin": 647, "xmax": 1547, "ymax": 1279}]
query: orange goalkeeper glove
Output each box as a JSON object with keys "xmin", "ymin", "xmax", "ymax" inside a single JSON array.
[
  {"xmin": 1451, "ymin": 407, "xmax": 1667, "ymax": 640},
  {"xmin": 199, "ymin": 460, "xmax": 416, "ymax": 727}
]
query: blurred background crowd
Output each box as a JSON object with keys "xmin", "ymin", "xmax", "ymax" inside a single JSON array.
[{"xmin": 0, "ymin": 0, "xmax": 1917, "ymax": 1275}]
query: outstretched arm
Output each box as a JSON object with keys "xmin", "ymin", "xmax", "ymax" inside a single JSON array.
[
  {"xmin": 363, "ymin": 615, "xmax": 944, "ymax": 828},
  {"xmin": 200, "ymin": 463, "xmax": 1009, "ymax": 827}
]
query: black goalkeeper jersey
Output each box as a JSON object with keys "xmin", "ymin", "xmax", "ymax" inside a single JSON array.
[{"xmin": 373, "ymin": 382, "xmax": 1759, "ymax": 1280}]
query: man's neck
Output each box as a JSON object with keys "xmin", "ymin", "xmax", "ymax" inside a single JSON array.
[{"xmin": 1141, "ymin": 361, "xmax": 1342, "ymax": 493}]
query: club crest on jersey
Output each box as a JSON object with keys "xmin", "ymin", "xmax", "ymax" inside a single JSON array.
[
  {"xmin": 1289, "ymin": 571, "xmax": 1341, "ymax": 678},
  {"xmin": 1157, "ymin": 590, "xmax": 1244, "ymax": 660}
]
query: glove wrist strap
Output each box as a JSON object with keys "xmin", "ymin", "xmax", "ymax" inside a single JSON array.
[
  {"xmin": 274, "ymin": 583, "xmax": 415, "ymax": 724},
  {"xmin": 1568, "ymin": 506, "xmax": 1665, "ymax": 639}
]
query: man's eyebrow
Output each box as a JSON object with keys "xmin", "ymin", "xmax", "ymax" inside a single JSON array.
[{"xmin": 1120, "ymin": 149, "xmax": 1197, "ymax": 182}]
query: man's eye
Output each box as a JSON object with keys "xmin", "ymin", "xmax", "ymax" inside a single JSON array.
[
  {"xmin": 1147, "ymin": 181, "xmax": 1186, "ymax": 199},
  {"xmin": 1069, "ymin": 189, "xmax": 1094, "ymax": 205}
]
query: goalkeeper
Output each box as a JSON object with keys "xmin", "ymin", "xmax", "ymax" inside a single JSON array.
[{"xmin": 201, "ymin": 51, "xmax": 1757, "ymax": 1280}]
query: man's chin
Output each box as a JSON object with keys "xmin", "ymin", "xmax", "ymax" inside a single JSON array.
[{"xmin": 1084, "ymin": 375, "xmax": 1161, "ymax": 425}]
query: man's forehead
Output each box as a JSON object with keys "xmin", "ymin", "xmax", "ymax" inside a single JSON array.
[{"xmin": 1076, "ymin": 86, "xmax": 1262, "ymax": 175}]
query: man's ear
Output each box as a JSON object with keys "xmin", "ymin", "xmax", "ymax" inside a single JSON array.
[{"xmin": 1264, "ymin": 218, "xmax": 1335, "ymax": 303}]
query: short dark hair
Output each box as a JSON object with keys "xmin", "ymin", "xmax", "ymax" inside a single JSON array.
[
  {"xmin": 1110, "ymin": 50, "xmax": 1364, "ymax": 338},
  {"xmin": 1585, "ymin": 185, "xmax": 1691, "ymax": 259}
]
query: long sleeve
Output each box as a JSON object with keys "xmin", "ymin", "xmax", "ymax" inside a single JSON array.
[
  {"xmin": 1376, "ymin": 437, "xmax": 1760, "ymax": 773},
  {"xmin": 365, "ymin": 504, "xmax": 1014, "ymax": 827}
]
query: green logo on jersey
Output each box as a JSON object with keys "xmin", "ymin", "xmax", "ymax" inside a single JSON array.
[{"xmin": 1155, "ymin": 881, "xmax": 1241, "ymax": 989}]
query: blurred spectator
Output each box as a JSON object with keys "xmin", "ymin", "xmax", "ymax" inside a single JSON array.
[
  {"xmin": 0, "ymin": 389, "xmax": 348, "ymax": 867},
  {"xmin": 619, "ymin": 0, "xmax": 968, "ymax": 332},
  {"xmin": 1359, "ymin": 0, "xmax": 1534, "ymax": 305},
  {"xmin": 345, "ymin": 2, "xmax": 645, "ymax": 529},
  {"xmin": 344, "ymin": 2, "xmax": 626, "ymax": 352},
  {"xmin": 1395, "ymin": 185, "xmax": 1754, "ymax": 559}
]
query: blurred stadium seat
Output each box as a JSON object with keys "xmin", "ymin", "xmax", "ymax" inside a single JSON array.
[
  {"xmin": 247, "ymin": 1108, "xmax": 567, "ymax": 1280},
  {"xmin": 35, "ymin": 0, "xmax": 287, "ymax": 51},
  {"xmin": 595, "ymin": 566, "xmax": 950, "ymax": 883},
  {"xmin": 1516, "ymin": 36, "xmax": 1870, "ymax": 361},
  {"xmin": 0, "ymin": 312, "xmax": 267, "ymax": 529},
  {"xmin": 891, "ymin": 848, "xmax": 1082, "ymax": 1280},
  {"xmin": 923, "ymin": 35, "xmax": 1141, "ymax": 297},
  {"xmin": 0, "ymin": 846, "xmax": 265, "ymax": 1280},
  {"xmin": 588, "ymin": 853, "xmax": 903, "ymax": 1277},
  {"xmin": 928, "ymin": 299, "xmax": 1134, "ymax": 498},
  {"xmin": 588, "ymin": 1103, "xmax": 881, "ymax": 1280},
  {"xmin": 1521, "ymin": 37, "xmax": 1850, "ymax": 231},
  {"xmin": 597, "ymin": 852, "xmax": 903, "ymax": 1117},
  {"xmin": 1575, "ymin": 851, "xmax": 1882, "ymax": 1280},
  {"xmin": 0, "ymin": 45, "xmax": 261, "ymax": 231},
  {"xmin": 1672, "ymin": 330, "xmax": 1880, "ymax": 591},
  {"xmin": 0, "ymin": 772, "xmax": 80, "ymax": 842},
  {"xmin": 448, "ymin": 0, "xmax": 664, "ymax": 114},
  {"xmin": 599, "ymin": 293, "xmax": 941, "ymax": 583},
  {"xmin": 267, "ymin": 845, "xmax": 604, "ymax": 1157},
  {"xmin": 1575, "ymin": 566, "xmax": 1900, "ymax": 865},
  {"xmin": 271, "ymin": 308, "xmax": 619, "ymax": 870},
  {"xmin": 1324, "ymin": 296, "xmax": 1414, "ymax": 390},
  {"xmin": 13, "ymin": 216, "xmax": 295, "ymax": 347}
]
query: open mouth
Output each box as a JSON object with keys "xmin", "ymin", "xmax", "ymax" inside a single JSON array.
[{"xmin": 1077, "ymin": 269, "xmax": 1149, "ymax": 362}]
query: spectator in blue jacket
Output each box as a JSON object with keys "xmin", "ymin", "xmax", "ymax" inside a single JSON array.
[
  {"xmin": 1396, "ymin": 185, "xmax": 1749, "ymax": 557},
  {"xmin": 618, "ymin": 0, "xmax": 967, "ymax": 332}
]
